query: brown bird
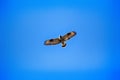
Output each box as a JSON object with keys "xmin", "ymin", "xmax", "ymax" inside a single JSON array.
[{"xmin": 44, "ymin": 31, "xmax": 76, "ymax": 47}]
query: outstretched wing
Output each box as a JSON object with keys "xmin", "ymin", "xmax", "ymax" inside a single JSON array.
[
  {"xmin": 44, "ymin": 38, "xmax": 61, "ymax": 45},
  {"xmin": 62, "ymin": 31, "xmax": 76, "ymax": 41}
]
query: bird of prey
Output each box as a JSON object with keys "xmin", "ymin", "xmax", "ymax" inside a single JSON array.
[{"xmin": 44, "ymin": 31, "xmax": 76, "ymax": 47}]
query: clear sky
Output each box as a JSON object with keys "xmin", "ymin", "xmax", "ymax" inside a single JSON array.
[{"xmin": 1, "ymin": 0, "xmax": 120, "ymax": 80}]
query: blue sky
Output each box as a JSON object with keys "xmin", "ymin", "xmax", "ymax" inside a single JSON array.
[{"xmin": 1, "ymin": 0, "xmax": 120, "ymax": 80}]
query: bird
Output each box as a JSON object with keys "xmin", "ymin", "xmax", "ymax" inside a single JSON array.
[{"xmin": 44, "ymin": 31, "xmax": 76, "ymax": 47}]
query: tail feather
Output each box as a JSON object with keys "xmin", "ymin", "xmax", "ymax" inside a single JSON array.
[{"xmin": 62, "ymin": 43, "xmax": 66, "ymax": 47}]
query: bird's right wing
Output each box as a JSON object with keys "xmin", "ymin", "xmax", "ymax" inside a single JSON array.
[{"xmin": 62, "ymin": 31, "xmax": 76, "ymax": 41}]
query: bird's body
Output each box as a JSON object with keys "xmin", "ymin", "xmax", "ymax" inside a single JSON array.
[
  {"xmin": 44, "ymin": 31, "xmax": 76, "ymax": 47},
  {"xmin": 59, "ymin": 35, "xmax": 66, "ymax": 47}
]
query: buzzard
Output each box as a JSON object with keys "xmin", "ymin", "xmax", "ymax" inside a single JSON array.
[{"xmin": 44, "ymin": 31, "xmax": 76, "ymax": 47}]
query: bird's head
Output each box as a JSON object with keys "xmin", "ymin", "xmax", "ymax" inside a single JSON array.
[{"xmin": 59, "ymin": 35, "xmax": 63, "ymax": 39}]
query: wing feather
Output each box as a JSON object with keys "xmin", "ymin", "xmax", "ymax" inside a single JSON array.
[
  {"xmin": 62, "ymin": 31, "xmax": 76, "ymax": 41},
  {"xmin": 44, "ymin": 38, "xmax": 61, "ymax": 45}
]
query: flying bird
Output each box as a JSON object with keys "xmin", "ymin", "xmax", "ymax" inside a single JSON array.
[{"xmin": 44, "ymin": 31, "xmax": 76, "ymax": 47}]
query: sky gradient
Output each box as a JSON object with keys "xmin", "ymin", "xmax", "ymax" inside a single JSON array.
[{"xmin": 1, "ymin": 0, "xmax": 120, "ymax": 80}]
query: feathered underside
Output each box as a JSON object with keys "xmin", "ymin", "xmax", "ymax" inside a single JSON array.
[{"xmin": 44, "ymin": 31, "xmax": 76, "ymax": 47}]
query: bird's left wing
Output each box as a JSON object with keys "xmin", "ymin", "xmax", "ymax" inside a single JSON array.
[{"xmin": 44, "ymin": 38, "xmax": 61, "ymax": 45}]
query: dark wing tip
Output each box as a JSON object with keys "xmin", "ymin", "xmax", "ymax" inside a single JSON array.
[
  {"xmin": 72, "ymin": 31, "xmax": 77, "ymax": 35},
  {"xmin": 66, "ymin": 31, "xmax": 76, "ymax": 36},
  {"xmin": 44, "ymin": 40, "xmax": 47, "ymax": 45},
  {"xmin": 44, "ymin": 39, "xmax": 54, "ymax": 45}
]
